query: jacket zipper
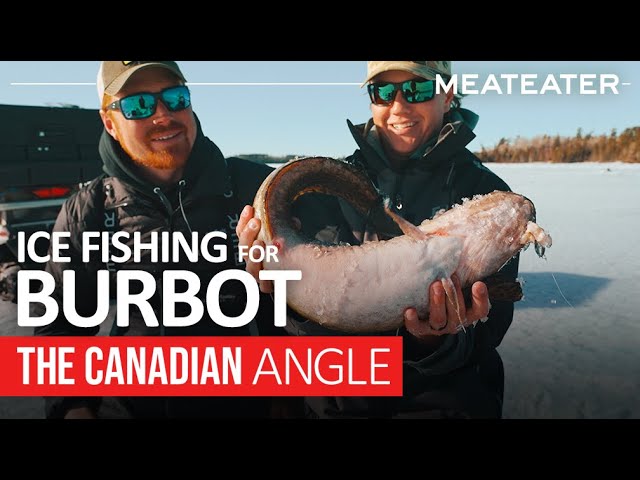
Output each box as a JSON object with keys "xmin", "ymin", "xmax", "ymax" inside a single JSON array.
[
  {"xmin": 177, "ymin": 180, "xmax": 192, "ymax": 234},
  {"xmin": 152, "ymin": 185, "xmax": 178, "ymax": 418},
  {"xmin": 152, "ymin": 186, "xmax": 175, "ymax": 340},
  {"xmin": 393, "ymin": 174, "xmax": 404, "ymax": 211}
]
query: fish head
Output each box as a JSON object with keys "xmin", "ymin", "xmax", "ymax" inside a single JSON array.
[{"xmin": 422, "ymin": 190, "xmax": 552, "ymax": 286}]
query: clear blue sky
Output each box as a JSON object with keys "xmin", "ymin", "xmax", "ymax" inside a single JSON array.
[{"xmin": 0, "ymin": 61, "xmax": 637, "ymax": 158}]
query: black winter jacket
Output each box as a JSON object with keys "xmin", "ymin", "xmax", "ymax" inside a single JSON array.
[{"xmin": 33, "ymin": 119, "xmax": 276, "ymax": 418}]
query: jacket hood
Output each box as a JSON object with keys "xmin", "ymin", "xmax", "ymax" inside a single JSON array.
[
  {"xmin": 98, "ymin": 112, "xmax": 228, "ymax": 197},
  {"xmin": 347, "ymin": 107, "xmax": 479, "ymax": 174}
]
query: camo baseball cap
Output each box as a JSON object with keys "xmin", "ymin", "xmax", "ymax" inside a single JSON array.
[
  {"xmin": 361, "ymin": 61, "xmax": 452, "ymax": 86},
  {"xmin": 96, "ymin": 61, "xmax": 186, "ymax": 100}
]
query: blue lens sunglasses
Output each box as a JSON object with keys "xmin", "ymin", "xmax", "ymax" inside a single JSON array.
[{"xmin": 106, "ymin": 85, "xmax": 191, "ymax": 120}]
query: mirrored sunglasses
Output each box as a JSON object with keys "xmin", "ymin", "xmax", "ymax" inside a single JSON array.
[
  {"xmin": 367, "ymin": 79, "xmax": 436, "ymax": 106},
  {"xmin": 107, "ymin": 85, "xmax": 191, "ymax": 120}
]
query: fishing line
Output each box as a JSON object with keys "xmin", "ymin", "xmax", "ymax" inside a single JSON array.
[{"xmin": 550, "ymin": 272, "xmax": 574, "ymax": 308}]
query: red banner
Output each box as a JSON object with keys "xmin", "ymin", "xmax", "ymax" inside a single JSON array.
[{"xmin": 0, "ymin": 336, "xmax": 403, "ymax": 396}]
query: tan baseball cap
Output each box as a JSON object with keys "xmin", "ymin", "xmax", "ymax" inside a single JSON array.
[
  {"xmin": 362, "ymin": 61, "xmax": 452, "ymax": 86},
  {"xmin": 96, "ymin": 61, "xmax": 186, "ymax": 100}
]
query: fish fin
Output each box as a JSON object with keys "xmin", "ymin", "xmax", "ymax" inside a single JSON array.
[
  {"xmin": 383, "ymin": 202, "xmax": 425, "ymax": 240},
  {"xmin": 440, "ymin": 276, "xmax": 466, "ymax": 331},
  {"xmin": 417, "ymin": 216, "xmax": 455, "ymax": 238},
  {"xmin": 367, "ymin": 202, "xmax": 404, "ymax": 239}
]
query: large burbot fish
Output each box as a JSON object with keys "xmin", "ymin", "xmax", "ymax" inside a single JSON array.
[{"xmin": 253, "ymin": 157, "xmax": 552, "ymax": 333}]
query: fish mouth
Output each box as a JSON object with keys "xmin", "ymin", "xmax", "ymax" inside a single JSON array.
[
  {"xmin": 521, "ymin": 220, "xmax": 553, "ymax": 258},
  {"xmin": 524, "ymin": 195, "xmax": 544, "ymax": 256}
]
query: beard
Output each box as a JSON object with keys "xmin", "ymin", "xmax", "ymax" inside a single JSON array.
[
  {"xmin": 115, "ymin": 121, "xmax": 190, "ymax": 171},
  {"xmin": 130, "ymin": 149, "xmax": 177, "ymax": 170}
]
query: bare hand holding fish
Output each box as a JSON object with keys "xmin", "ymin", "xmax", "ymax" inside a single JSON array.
[
  {"xmin": 404, "ymin": 273, "xmax": 490, "ymax": 337},
  {"xmin": 237, "ymin": 157, "xmax": 552, "ymax": 335}
]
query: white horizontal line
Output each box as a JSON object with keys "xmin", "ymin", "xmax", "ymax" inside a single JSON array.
[
  {"xmin": 622, "ymin": 82, "xmax": 631, "ymax": 86},
  {"xmin": 187, "ymin": 82, "xmax": 361, "ymax": 86},
  {"xmin": 11, "ymin": 82, "xmax": 97, "ymax": 86},
  {"xmin": 11, "ymin": 82, "xmax": 361, "ymax": 87}
]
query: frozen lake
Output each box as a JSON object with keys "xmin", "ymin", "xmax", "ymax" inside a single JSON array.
[
  {"xmin": 1, "ymin": 161, "xmax": 638, "ymax": 418},
  {"xmin": 488, "ymin": 162, "xmax": 640, "ymax": 418}
]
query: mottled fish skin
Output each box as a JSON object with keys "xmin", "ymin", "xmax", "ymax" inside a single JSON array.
[
  {"xmin": 253, "ymin": 157, "xmax": 552, "ymax": 333},
  {"xmin": 418, "ymin": 190, "xmax": 552, "ymax": 289}
]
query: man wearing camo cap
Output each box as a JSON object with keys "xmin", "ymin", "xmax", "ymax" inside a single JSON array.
[{"xmin": 238, "ymin": 60, "xmax": 520, "ymax": 419}]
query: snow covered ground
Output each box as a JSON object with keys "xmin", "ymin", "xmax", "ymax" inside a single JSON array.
[{"xmin": 487, "ymin": 162, "xmax": 640, "ymax": 418}]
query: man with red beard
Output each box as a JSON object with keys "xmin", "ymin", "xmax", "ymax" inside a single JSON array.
[{"xmin": 33, "ymin": 61, "xmax": 278, "ymax": 419}]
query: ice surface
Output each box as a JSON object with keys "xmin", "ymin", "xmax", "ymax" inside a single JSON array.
[{"xmin": 486, "ymin": 162, "xmax": 640, "ymax": 418}]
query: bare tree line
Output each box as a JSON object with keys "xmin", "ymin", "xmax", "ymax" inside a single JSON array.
[
  {"xmin": 477, "ymin": 127, "xmax": 640, "ymax": 163},
  {"xmin": 239, "ymin": 126, "xmax": 640, "ymax": 164}
]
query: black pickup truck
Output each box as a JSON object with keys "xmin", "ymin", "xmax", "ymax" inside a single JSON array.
[{"xmin": 0, "ymin": 104, "xmax": 103, "ymax": 301}]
